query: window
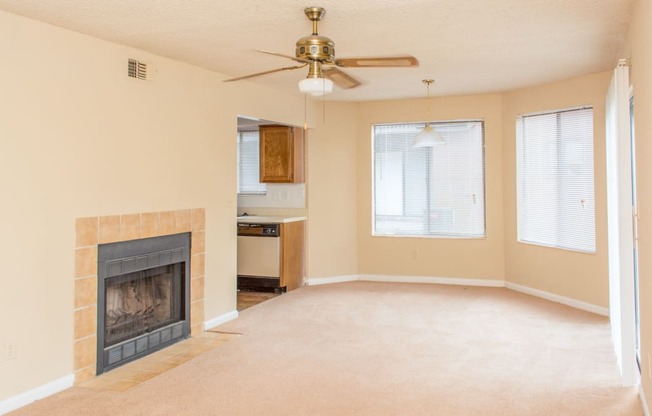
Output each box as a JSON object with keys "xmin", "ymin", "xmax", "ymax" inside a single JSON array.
[
  {"xmin": 516, "ymin": 107, "xmax": 595, "ymax": 252},
  {"xmin": 372, "ymin": 121, "xmax": 486, "ymax": 237},
  {"xmin": 237, "ymin": 130, "xmax": 266, "ymax": 195}
]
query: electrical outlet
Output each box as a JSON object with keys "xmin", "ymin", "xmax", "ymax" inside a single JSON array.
[
  {"xmin": 0, "ymin": 343, "xmax": 16, "ymax": 361},
  {"xmin": 6, "ymin": 344, "xmax": 16, "ymax": 360}
]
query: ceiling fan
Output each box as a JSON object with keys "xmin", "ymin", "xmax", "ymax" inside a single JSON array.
[{"xmin": 223, "ymin": 6, "xmax": 419, "ymax": 96}]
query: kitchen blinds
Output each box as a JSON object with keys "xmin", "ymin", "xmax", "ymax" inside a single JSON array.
[
  {"xmin": 516, "ymin": 107, "xmax": 595, "ymax": 252},
  {"xmin": 237, "ymin": 130, "xmax": 267, "ymax": 194},
  {"xmin": 372, "ymin": 121, "xmax": 485, "ymax": 237}
]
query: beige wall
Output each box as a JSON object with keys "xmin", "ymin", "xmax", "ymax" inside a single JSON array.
[
  {"xmin": 305, "ymin": 104, "xmax": 360, "ymax": 278},
  {"xmin": 502, "ymin": 72, "xmax": 612, "ymax": 307},
  {"xmin": 624, "ymin": 0, "xmax": 652, "ymax": 404},
  {"xmin": 356, "ymin": 94, "xmax": 505, "ymax": 280},
  {"xmin": 0, "ymin": 10, "xmax": 358, "ymax": 401}
]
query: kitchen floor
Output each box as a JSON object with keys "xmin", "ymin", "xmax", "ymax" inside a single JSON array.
[{"xmin": 237, "ymin": 290, "xmax": 281, "ymax": 311}]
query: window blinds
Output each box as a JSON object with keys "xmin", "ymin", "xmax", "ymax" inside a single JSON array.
[
  {"xmin": 516, "ymin": 107, "xmax": 595, "ymax": 252},
  {"xmin": 237, "ymin": 130, "xmax": 267, "ymax": 194},
  {"xmin": 373, "ymin": 121, "xmax": 485, "ymax": 237}
]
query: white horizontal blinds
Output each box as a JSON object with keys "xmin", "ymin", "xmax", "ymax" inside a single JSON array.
[
  {"xmin": 517, "ymin": 107, "xmax": 595, "ymax": 252},
  {"xmin": 373, "ymin": 121, "xmax": 485, "ymax": 237},
  {"xmin": 237, "ymin": 130, "xmax": 267, "ymax": 194}
]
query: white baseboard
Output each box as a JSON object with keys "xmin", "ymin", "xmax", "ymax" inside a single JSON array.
[
  {"xmin": 359, "ymin": 274, "xmax": 505, "ymax": 287},
  {"xmin": 306, "ymin": 274, "xmax": 608, "ymax": 316},
  {"xmin": 204, "ymin": 310, "xmax": 239, "ymax": 331},
  {"xmin": 306, "ymin": 274, "xmax": 503, "ymax": 287},
  {"xmin": 0, "ymin": 374, "xmax": 74, "ymax": 416},
  {"xmin": 505, "ymin": 282, "xmax": 609, "ymax": 316},
  {"xmin": 641, "ymin": 384, "xmax": 651, "ymax": 416},
  {"xmin": 305, "ymin": 275, "xmax": 358, "ymax": 285}
]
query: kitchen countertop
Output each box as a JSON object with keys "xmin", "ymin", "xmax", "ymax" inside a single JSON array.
[{"xmin": 236, "ymin": 215, "xmax": 307, "ymax": 224}]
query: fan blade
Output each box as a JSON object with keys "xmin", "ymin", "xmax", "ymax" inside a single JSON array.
[
  {"xmin": 323, "ymin": 67, "xmax": 361, "ymax": 89},
  {"xmin": 335, "ymin": 55, "xmax": 419, "ymax": 68},
  {"xmin": 223, "ymin": 63, "xmax": 308, "ymax": 82},
  {"xmin": 255, "ymin": 50, "xmax": 310, "ymax": 64}
]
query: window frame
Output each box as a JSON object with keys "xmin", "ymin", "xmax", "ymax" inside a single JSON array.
[
  {"xmin": 371, "ymin": 119, "xmax": 487, "ymax": 239},
  {"xmin": 516, "ymin": 106, "xmax": 595, "ymax": 253},
  {"xmin": 237, "ymin": 129, "xmax": 267, "ymax": 196}
]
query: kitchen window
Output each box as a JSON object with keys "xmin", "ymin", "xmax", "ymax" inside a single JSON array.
[
  {"xmin": 516, "ymin": 106, "xmax": 595, "ymax": 252},
  {"xmin": 372, "ymin": 121, "xmax": 486, "ymax": 238},
  {"xmin": 237, "ymin": 130, "xmax": 267, "ymax": 195}
]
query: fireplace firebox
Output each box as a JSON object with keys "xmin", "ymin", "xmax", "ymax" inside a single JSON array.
[{"xmin": 97, "ymin": 233, "xmax": 191, "ymax": 374}]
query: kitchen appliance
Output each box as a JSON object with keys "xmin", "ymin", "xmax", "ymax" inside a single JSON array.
[{"xmin": 237, "ymin": 222, "xmax": 283, "ymax": 292}]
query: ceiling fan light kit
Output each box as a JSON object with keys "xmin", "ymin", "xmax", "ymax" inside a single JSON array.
[
  {"xmin": 298, "ymin": 77, "xmax": 333, "ymax": 96},
  {"xmin": 223, "ymin": 6, "xmax": 419, "ymax": 97},
  {"xmin": 413, "ymin": 79, "xmax": 445, "ymax": 147}
]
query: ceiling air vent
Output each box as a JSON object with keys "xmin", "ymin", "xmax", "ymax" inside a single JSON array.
[{"xmin": 127, "ymin": 58, "xmax": 149, "ymax": 80}]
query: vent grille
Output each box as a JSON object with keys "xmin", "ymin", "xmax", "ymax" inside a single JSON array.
[{"xmin": 128, "ymin": 58, "xmax": 148, "ymax": 80}]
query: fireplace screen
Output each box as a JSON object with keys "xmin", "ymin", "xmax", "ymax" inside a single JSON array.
[
  {"xmin": 97, "ymin": 232, "xmax": 190, "ymax": 374},
  {"xmin": 104, "ymin": 264, "xmax": 184, "ymax": 348}
]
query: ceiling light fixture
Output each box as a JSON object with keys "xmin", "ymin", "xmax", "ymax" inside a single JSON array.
[
  {"xmin": 298, "ymin": 77, "xmax": 333, "ymax": 96},
  {"xmin": 413, "ymin": 79, "xmax": 445, "ymax": 147},
  {"xmin": 298, "ymin": 60, "xmax": 334, "ymax": 96}
]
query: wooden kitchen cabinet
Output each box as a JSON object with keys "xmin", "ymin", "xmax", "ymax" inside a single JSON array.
[{"xmin": 259, "ymin": 125, "xmax": 305, "ymax": 183}]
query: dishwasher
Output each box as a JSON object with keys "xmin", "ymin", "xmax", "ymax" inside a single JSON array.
[{"xmin": 237, "ymin": 222, "xmax": 283, "ymax": 292}]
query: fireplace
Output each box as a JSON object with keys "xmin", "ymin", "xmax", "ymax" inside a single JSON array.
[{"xmin": 96, "ymin": 232, "xmax": 191, "ymax": 374}]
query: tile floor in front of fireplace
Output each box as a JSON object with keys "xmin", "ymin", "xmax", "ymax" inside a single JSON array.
[
  {"xmin": 81, "ymin": 331, "xmax": 239, "ymax": 391},
  {"xmin": 82, "ymin": 291, "xmax": 278, "ymax": 392}
]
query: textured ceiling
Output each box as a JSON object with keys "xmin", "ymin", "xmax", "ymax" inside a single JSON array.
[{"xmin": 0, "ymin": 0, "xmax": 635, "ymax": 101}]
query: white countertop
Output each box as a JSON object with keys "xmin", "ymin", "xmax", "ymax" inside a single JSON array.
[{"xmin": 236, "ymin": 215, "xmax": 306, "ymax": 224}]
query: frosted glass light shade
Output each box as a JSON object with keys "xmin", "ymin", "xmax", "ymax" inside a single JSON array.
[
  {"xmin": 413, "ymin": 124, "xmax": 445, "ymax": 147},
  {"xmin": 298, "ymin": 77, "xmax": 334, "ymax": 96}
]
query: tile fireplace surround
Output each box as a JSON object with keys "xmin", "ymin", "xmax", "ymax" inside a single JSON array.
[{"xmin": 74, "ymin": 208, "xmax": 206, "ymax": 384}]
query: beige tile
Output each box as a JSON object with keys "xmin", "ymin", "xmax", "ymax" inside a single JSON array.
[
  {"xmin": 191, "ymin": 208, "xmax": 205, "ymax": 231},
  {"xmin": 191, "ymin": 276, "xmax": 205, "ymax": 302},
  {"xmin": 140, "ymin": 212, "xmax": 160, "ymax": 238},
  {"xmin": 113, "ymin": 368, "xmax": 161, "ymax": 383},
  {"xmin": 104, "ymin": 380, "xmax": 141, "ymax": 392},
  {"xmin": 120, "ymin": 214, "xmax": 140, "ymax": 241},
  {"xmin": 190, "ymin": 300, "xmax": 204, "ymax": 336},
  {"xmin": 191, "ymin": 230, "xmax": 205, "ymax": 254},
  {"xmin": 99, "ymin": 215, "xmax": 120, "ymax": 243},
  {"xmin": 128, "ymin": 357, "xmax": 180, "ymax": 373},
  {"xmin": 75, "ymin": 247, "xmax": 97, "ymax": 278},
  {"xmin": 74, "ymin": 306, "xmax": 97, "ymax": 340},
  {"xmin": 159, "ymin": 211, "xmax": 176, "ymax": 235},
  {"xmin": 74, "ymin": 336, "xmax": 96, "ymax": 370},
  {"xmin": 165, "ymin": 353, "xmax": 192, "ymax": 365},
  {"xmin": 76, "ymin": 217, "xmax": 98, "ymax": 247},
  {"xmin": 191, "ymin": 253, "xmax": 205, "ymax": 278},
  {"xmin": 74, "ymin": 277, "xmax": 97, "ymax": 309},
  {"xmin": 81, "ymin": 372, "xmax": 121, "ymax": 389},
  {"xmin": 75, "ymin": 366, "xmax": 96, "ymax": 385},
  {"xmin": 175, "ymin": 209, "xmax": 191, "ymax": 233}
]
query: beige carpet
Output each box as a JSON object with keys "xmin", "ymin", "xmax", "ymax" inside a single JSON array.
[{"xmin": 8, "ymin": 281, "xmax": 644, "ymax": 415}]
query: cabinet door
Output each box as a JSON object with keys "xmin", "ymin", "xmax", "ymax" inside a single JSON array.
[{"xmin": 259, "ymin": 125, "xmax": 304, "ymax": 183}]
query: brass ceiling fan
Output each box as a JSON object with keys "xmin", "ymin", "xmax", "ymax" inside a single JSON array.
[{"xmin": 223, "ymin": 6, "xmax": 419, "ymax": 96}]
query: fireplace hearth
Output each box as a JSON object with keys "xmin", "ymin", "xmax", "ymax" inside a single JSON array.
[{"xmin": 97, "ymin": 232, "xmax": 190, "ymax": 374}]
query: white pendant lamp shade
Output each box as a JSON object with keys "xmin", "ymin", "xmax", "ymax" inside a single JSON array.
[
  {"xmin": 413, "ymin": 79, "xmax": 445, "ymax": 147},
  {"xmin": 413, "ymin": 123, "xmax": 445, "ymax": 147},
  {"xmin": 298, "ymin": 77, "xmax": 334, "ymax": 96}
]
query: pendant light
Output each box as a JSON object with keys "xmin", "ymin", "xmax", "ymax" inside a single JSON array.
[{"xmin": 413, "ymin": 79, "xmax": 445, "ymax": 147}]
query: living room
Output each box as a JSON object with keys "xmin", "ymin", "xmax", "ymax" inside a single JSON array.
[{"xmin": 0, "ymin": 1, "xmax": 651, "ymax": 414}]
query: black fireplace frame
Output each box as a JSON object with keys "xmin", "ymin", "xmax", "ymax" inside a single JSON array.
[{"xmin": 96, "ymin": 232, "xmax": 191, "ymax": 375}]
